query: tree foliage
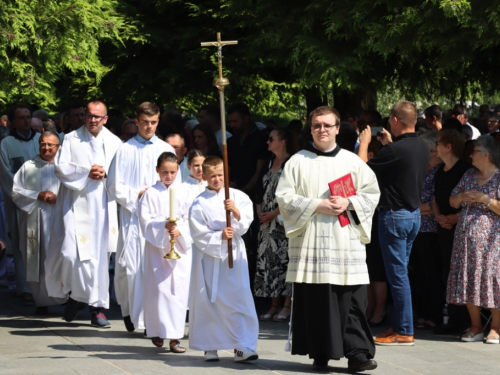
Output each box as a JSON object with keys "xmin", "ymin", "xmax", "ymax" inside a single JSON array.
[{"xmin": 0, "ymin": 0, "xmax": 142, "ymax": 109}]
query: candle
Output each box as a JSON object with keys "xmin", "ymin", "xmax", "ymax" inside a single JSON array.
[{"xmin": 169, "ymin": 187, "xmax": 176, "ymax": 220}]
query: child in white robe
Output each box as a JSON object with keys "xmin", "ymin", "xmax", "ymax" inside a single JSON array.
[
  {"xmin": 180, "ymin": 150, "xmax": 207, "ymax": 210},
  {"xmin": 138, "ymin": 152, "xmax": 191, "ymax": 352},
  {"xmin": 188, "ymin": 156, "xmax": 259, "ymax": 362}
]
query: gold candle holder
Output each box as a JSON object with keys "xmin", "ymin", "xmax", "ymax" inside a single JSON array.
[{"xmin": 164, "ymin": 218, "xmax": 181, "ymax": 260}]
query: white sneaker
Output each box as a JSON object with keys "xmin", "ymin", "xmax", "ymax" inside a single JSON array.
[
  {"xmin": 234, "ymin": 347, "xmax": 258, "ymax": 362},
  {"xmin": 204, "ymin": 350, "xmax": 219, "ymax": 361}
]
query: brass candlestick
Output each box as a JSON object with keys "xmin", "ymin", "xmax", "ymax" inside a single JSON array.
[{"xmin": 164, "ymin": 218, "xmax": 181, "ymax": 260}]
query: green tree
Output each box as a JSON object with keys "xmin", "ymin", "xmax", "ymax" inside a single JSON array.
[{"xmin": 0, "ymin": 0, "xmax": 142, "ymax": 110}]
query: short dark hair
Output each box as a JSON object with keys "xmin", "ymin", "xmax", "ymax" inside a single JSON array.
[
  {"xmin": 8, "ymin": 103, "xmax": 31, "ymax": 123},
  {"xmin": 308, "ymin": 106, "xmax": 341, "ymax": 126},
  {"xmin": 200, "ymin": 104, "xmax": 221, "ymax": 123},
  {"xmin": 361, "ymin": 109, "xmax": 382, "ymax": 127},
  {"xmin": 156, "ymin": 152, "xmax": 178, "ymax": 168},
  {"xmin": 425, "ymin": 105, "xmax": 443, "ymax": 121},
  {"xmin": 437, "ymin": 129, "xmax": 465, "ymax": 158},
  {"xmin": 136, "ymin": 102, "xmax": 160, "ymax": 118},
  {"xmin": 227, "ymin": 102, "xmax": 250, "ymax": 117},
  {"xmin": 67, "ymin": 101, "xmax": 84, "ymax": 113},
  {"xmin": 442, "ymin": 118, "xmax": 462, "ymax": 133}
]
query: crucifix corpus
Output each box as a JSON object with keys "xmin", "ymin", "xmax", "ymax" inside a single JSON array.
[{"xmin": 200, "ymin": 32, "xmax": 238, "ymax": 269}]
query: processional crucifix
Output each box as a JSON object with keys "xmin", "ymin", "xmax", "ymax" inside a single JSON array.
[{"xmin": 200, "ymin": 33, "xmax": 238, "ymax": 269}]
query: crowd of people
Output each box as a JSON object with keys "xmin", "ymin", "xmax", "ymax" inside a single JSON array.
[{"xmin": 1, "ymin": 98, "xmax": 500, "ymax": 372}]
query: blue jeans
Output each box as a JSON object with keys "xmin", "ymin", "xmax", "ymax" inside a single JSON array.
[{"xmin": 378, "ymin": 208, "xmax": 420, "ymax": 336}]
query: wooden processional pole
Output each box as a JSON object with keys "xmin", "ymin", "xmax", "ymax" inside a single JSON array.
[{"xmin": 200, "ymin": 33, "xmax": 238, "ymax": 269}]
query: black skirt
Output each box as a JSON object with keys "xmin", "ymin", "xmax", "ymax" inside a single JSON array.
[{"xmin": 291, "ymin": 283, "xmax": 375, "ymax": 360}]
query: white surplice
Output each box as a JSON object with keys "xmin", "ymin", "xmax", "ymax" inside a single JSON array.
[
  {"xmin": 12, "ymin": 155, "xmax": 66, "ymax": 306},
  {"xmin": 180, "ymin": 175, "xmax": 207, "ymax": 213},
  {"xmin": 45, "ymin": 126, "xmax": 122, "ymax": 308},
  {"xmin": 0, "ymin": 132, "xmax": 41, "ymax": 295},
  {"xmin": 188, "ymin": 187, "xmax": 259, "ymax": 351},
  {"xmin": 275, "ymin": 149, "xmax": 380, "ymax": 286},
  {"xmin": 138, "ymin": 181, "xmax": 191, "ymax": 339},
  {"xmin": 107, "ymin": 136, "xmax": 179, "ymax": 329}
]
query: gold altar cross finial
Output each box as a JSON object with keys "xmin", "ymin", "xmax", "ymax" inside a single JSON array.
[
  {"xmin": 200, "ymin": 32, "xmax": 238, "ymax": 90},
  {"xmin": 27, "ymin": 230, "xmax": 37, "ymax": 247}
]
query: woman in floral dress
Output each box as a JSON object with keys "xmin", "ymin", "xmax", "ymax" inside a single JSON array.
[
  {"xmin": 448, "ymin": 136, "xmax": 500, "ymax": 344},
  {"xmin": 254, "ymin": 128, "xmax": 296, "ymax": 321}
]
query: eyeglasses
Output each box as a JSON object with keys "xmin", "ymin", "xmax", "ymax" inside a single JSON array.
[
  {"xmin": 85, "ymin": 114, "xmax": 107, "ymax": 121},
  {"xmin": 312, "ymin": 123, "xmax": 338, "ymax": 132},
  {"xmin": 40, "ymin": 142, "xmax": 59, "ymax": 149},
  {"xmin": 487, "ymin": 120, "xmax": 499, "ymax": 124}
]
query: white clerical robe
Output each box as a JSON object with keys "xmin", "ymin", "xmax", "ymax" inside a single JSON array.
[
  {"xmin": 45, "ymin": 126, "xmax": 122, "ymax": 308},
  {"xmin": 179, "ymin": 157, "xmax": 190, "ymax": 182},
  {"xmin": 180, "ymin": 175, "xmax": 207, "ymax": 212},
  {"xmin": 276, "ymin": 149, "xmax": 380, "ymax": 286},
  {"xmin": 0, "ymin": 132, "xmax": 41, "ymax": 295},
  {"xmin": 139, "ymin": 181, "xmax": 191, "ymax": 339},
  {"xmin": 107, "ymin": 136, "xmax": 179, "ymax": 329},
  {"xmin": 188, "ymin": 187, "xmax": 259, "ymax": 351},
  {"xmin": 12, "ymin": 155, "xmax": 66, "ymax": 306}
]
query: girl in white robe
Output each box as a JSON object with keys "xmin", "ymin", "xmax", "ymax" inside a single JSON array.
[
  {"xmin": 139, "ymin": 152, "xmax": 191, "ymax": 352},
  {"xmin": 180, "ymin": 150, "xmax": 207, "ymax": 212}
]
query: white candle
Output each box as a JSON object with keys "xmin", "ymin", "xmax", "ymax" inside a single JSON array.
[{"xmin": 169, "ymin": 187, "xmax": 176, "ymax": 220}]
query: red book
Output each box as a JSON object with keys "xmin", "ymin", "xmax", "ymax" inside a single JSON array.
[{"xmin": 328, "ymin": 173, "xmax": 356, "ymax": 227}]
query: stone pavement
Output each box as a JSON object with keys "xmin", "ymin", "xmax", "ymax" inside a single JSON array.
[{"xmin": 1, "ymin": 283, "xmax": 499, "ymax": 375}]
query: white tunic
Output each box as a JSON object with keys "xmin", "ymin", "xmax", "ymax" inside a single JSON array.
[
  {"xmin": 12, "ymin": 155, "xmax": 66, "ymax": 306},
  {"xmin": 106, "ymin": 136, "xmax": 179, "ymax": 329},
  {"xmin": 188, "ymin": 187, "xmax": 259, "ymax": 351},
  {"xmin": 276, "ymin": 149, "xmax": 380, "ymax": 286},
  {"xmin": 45, "ymin": 126, "xmax": 122, "ymax": 307},
  {"xmin": 180, "ymin": 175, "xmax": 207, "ymax": 213},
  {"xmin": 139, "ymin": 181, "xmax": 191, "ymax": 339}
]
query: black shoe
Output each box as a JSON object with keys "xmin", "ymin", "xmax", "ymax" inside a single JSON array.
[
  {"xmin": 64, "ymin": 297, "xmax": 79, "ymax": 322},
  {"xmin": 123, "ymin": 315, "xmax": 135, "ymax": 332},
  {"xmin": 348, "ymin": 355, "xmax": 378, "ymax": 372},
  {"xmin": 312, "ymin": 359, "xmax": 329, "ymax": 372},
  {"xmin": 35, "ymin": 306, "xmax": 48, "ymax": 315},
  {"xmin": 20, "ymin": 293, "xmax": 35, "ymax": 306}
]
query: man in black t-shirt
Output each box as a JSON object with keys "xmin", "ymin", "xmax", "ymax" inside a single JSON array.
[{"xmin": 358, "ymin": 101, "xmax": 429, "ymax": 347}]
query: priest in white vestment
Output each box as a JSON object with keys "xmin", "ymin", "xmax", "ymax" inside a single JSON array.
[
  {"xmin": 107, "ymin": 102, "xmax": 180, "ymax": 332},
  {"xmin": 188, "ymin": 156, "xmax": 259, "ymax": 362},
  {"xmin": 0, "ymin": 105, "xmax": 41, "ymax": 305},
  {"xmin": 12, "ymin": 131, "xmax": 67, "ymax": 312},
  {"xmin": 275, "ymin": 106, "xmax": 380, "ymax": 372},
  {"xmin": 139, "ymin": 152, "xmax": 191, "ymax": 351},
  {"xmin": 45, "ymin": 101, "xmax": 122, "ymax": 327}
]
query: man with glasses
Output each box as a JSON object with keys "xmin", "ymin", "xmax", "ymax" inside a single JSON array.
[
  {"xmin": 276, "ymin": 106, "xmax": 380, "ymax": 372},
  {"xmin": 0, "ymin": 104, "xmax": 40, "ymax": 306},
  {"xmin": 45, "ymin": 100, "xmax": 122, "ymax": 327},
  {"xmin": 12, "ymin": 131, "xmax": 66, "ymax": 314},
  {"xmin": 487, "ymin": 115, "xmax": 500, "ymax": 135},
  {"xmin": 358, "ymin": 101, "xmax": 429, "ymax": 347},
  {"xmin": 107, "ymin": 102, "xmax": 180, "ymax": 333}
]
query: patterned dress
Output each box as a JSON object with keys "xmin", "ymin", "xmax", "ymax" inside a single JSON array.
[
  {"xmin": 446, "ymin": 168, "xmax": 500, "ymax": 309},
  {"xmin": 254, "ymin": 163, "xmax": 292, "ymax": 298}
]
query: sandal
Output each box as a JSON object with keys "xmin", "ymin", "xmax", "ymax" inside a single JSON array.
[
  {"xmin": 151, "ymin": 337, "xmax": 164, "ymax": 347},
  {"xmin": 259, "ymin": 305, "xmax": 279, "ymax": 321},
  {"xmin": 485, "ymin": 326, "xmax": 500, "ymax": 344},
  {"xmin": 273, "ymin": 306, "xmax": 291, "ymax": 322},
  {"xmin": 460, "ymin": 325, "xmax": 484, "ymax": 342},
  {"xmin": 416, "ymin": 320, "xmax": 436, "ymax": 330},
  {"xmin": 169, "ymin": 339, "xmax": 186, "ymax": 353}
]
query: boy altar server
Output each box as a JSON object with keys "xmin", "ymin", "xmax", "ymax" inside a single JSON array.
[
  {"xmin": 188, "ymin": 156, "xmax": 259, "ymax": 362},
  {"xmin": 107, "ymin": 102, "xmax": 179, "ymax": 332}
]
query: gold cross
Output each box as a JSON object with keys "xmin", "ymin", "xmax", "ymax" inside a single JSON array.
[
  {"xmin": 201, "ymin": 33, "xmax": 238, "ymax": 89},
  {"xmin": 80, "ymin": 236, "xmax": 88, "ymax": 244},
  {"xmin": 27, "ymin": 230, "xmax": 37, "ymax": 247},
  {"xmin": 111, "ymin": 227, "xmax": 117, "ymax": 235}
]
